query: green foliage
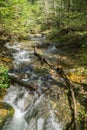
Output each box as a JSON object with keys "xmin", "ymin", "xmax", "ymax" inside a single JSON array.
[
  {"xmin": 77, "ymin": 106, "xmax": 86, "ymax": 122},
  {"xmin": 0, "ymin": 0, "xmax": 87, "ymax": 33},
  {"xmin": 0, "ymin": 0, "xmax": 29, "ymax": 31},
  {"xmin": 72, "ymin": 0, "xmax": 87, "ymax": 12},
  {"xmin": 28, "ymin": 0, "xmax": 37, "ymax": 4},
  {"xmin": 79, "ymin": 49, "xmax": 87, "ymax": 66},
  {"xmin": 0, "ymin": 0, "xmax": 43, "ymax": 34},
  {"xmin": 0, "ymin": 65, "xmax": 10, "ymax": 89}
]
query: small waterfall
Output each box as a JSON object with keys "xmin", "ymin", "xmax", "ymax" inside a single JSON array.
[
  {"xmin": 3, "ymin": 85, "xmax": 62, "ymax": 130},
  {"xmin": 2, "ymin": 41, "xmax": 63, "ymax": 130},
  {"xmin": 13, "ymin": 50, "xmax": 30, "ymax": 66},
  {"xmin": 37, "ymin": 118, "xmax": 44, "ymax": 130},
  {"xmin": 2, "ymin": 85, "xmax": 45, "ymax": 130},
  {"xmin": 47, "ymin": 110, "xmax": 62, "ymax": 130}
]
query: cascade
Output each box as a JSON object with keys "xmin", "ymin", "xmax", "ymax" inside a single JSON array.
[{"xmin": 2, "ymin": 37, "xmax": 63, "ymax": 130}]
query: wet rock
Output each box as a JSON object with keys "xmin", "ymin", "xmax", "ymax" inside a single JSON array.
[
  {"xmin": 41, "ymin": 82, "xmax": 51, "ymax": 93},
  {"xmin": 46, "ymin": 44, "xmax": 58, "ymax": 54},
  {"xmin": 9, "ymin": 64, "xmax": 33, "ymax": 75}
]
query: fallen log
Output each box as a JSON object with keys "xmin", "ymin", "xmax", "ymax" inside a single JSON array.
[
  {"xmin": 9, "ymin": 75, "xmax": 37, "ymax": 91},
  {"xmin": 56, "ymin": 68, "xmax": 77, "ymax": 130},
  {"xmin": 34, "ymin": 47, "xmax": 78, "ymax": 129}
]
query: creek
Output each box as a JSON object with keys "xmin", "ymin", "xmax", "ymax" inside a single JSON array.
[{"xmin": 1, "ymin": 34, "xmax": 63, "ymax": 130}]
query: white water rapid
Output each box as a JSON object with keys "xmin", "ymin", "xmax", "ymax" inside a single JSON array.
[{"xmin": 2, "ymin": 40, "xmax": 63, "ymax": 130}]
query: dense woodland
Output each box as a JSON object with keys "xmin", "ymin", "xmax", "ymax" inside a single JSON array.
[
  {"xmin": 0, "ymin": 0, "xmax": 87, "ymax": 60},
  {"xmin": 0, "ymin": 0, "xmax": 87, "ymax": 130},
  {"xmin": 0, "ymin": 0, "xmax": 87, "ymax": 35}
]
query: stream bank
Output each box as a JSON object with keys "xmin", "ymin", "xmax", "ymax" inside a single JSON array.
[{"xmin": 0, "ymin": 33, "xmax": 87, "ymax": 130}]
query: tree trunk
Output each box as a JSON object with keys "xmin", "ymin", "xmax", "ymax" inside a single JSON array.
[
  {"xmin": 44, "ymin": 0, "xmax": 49, "ymax": 24},
  {"xmin": 53, "ymin": 0, "xmax": 56, "ymax": 16},
  {"xmin": 44, "ymin": 0, "xmax": 49, "ymax": 15},
  {"xmin": 67, "ymin": 0, "xmax": 71, "ymax": 12}
]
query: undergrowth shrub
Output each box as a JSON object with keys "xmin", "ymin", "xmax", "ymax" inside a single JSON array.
[{"xmin": 0, "ymin": 64, "xmax": 10, "ymax": 89}]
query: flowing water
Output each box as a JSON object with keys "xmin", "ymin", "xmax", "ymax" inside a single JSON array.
[{"xmin": 2, "ymin": 35, "xmax": 63, "ymax": 130}]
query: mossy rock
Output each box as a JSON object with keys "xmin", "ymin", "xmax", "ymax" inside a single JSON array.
[{"xmin": 0, "ymin": 102, "xmax": 14, "ymax": 129}]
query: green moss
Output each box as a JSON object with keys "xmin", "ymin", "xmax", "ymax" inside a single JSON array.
[
  {"xmin": 0, "ymin": 105, "xmax": 14, "ymax": 130},
  {"xmin": 0, "ymin": 64, "xmax": 10, "ymax": 90}
]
